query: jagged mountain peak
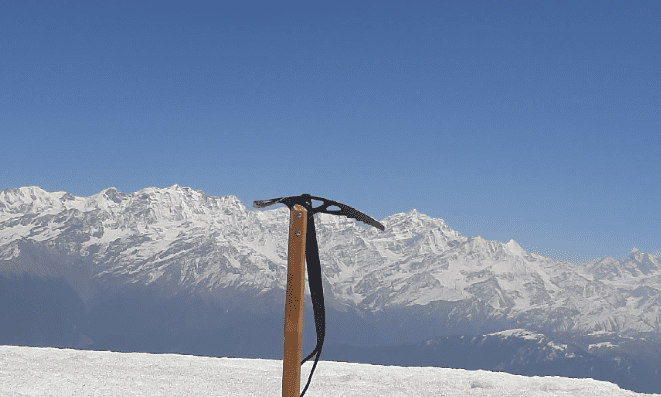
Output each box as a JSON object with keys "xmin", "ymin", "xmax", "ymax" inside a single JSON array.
[
  {"xmin": 0, "ymin": 185, "xmax": 53, "ymax": 202},
  {"xmin": 90, "ymin": 185, "xmax": 249, "ymax": 219},
  {"xmin": 586, "ymin": 249, "xmax": 661, "ymax": 279},
  {"xmin": 505, "ymin": 239, "xmax": 527, "ymax": 256},
  {"xmin": 380, "ymin": 209, "xmax": 459, "ymax": 237},
  {"xmin": 0, "ymin": 185, "xmax": 78, "ymax": 217}
]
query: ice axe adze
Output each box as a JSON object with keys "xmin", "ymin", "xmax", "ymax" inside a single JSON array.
[{"xmin": 253, "ymin": 194, "xmax": 385, "ymax": 397}]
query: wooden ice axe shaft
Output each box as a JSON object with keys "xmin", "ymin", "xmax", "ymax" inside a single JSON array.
[{"xmin": 282, "ymin": 204, "xmax": 307, "ymax": 397}]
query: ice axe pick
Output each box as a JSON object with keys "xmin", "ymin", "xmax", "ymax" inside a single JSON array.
[{"xmin": 253, "ymin": 194, "xmax": 385, "ymax": 397}]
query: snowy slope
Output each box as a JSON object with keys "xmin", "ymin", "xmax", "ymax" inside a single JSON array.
[{"xmin": 0, "ymin": 344, "xmax": 653, "ymax": 397}]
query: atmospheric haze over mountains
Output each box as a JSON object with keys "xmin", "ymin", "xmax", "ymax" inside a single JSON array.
[{"xmin": 2, "ymin": 185, "xmax": 661, "ymax": 394}]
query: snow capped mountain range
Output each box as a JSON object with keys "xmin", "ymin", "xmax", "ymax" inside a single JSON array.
[
  {"xmin": 5, "ymin": 184, "xmax": 661, "ymax": 394},
  {"xmin": 1, "ymin": 184, "xmax": 661, "ymax": 341}
]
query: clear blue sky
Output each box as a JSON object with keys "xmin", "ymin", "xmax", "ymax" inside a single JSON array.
[{"xmin": 1, "ymin": 1, "xmax": 659, "ymax": 264}]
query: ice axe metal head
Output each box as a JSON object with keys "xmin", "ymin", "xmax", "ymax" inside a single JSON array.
[
  {"xmin": 253, "ymin": 193, "xmax": 385, "ymax": 231},
  {"xmin": 253, "ymin": 194, "xmax": 385, "ymax": 397}
]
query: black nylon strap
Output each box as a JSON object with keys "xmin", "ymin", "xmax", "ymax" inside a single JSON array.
[{"xmin": 299, "ymin": 211, "xmax": 325, "ymax": 397}]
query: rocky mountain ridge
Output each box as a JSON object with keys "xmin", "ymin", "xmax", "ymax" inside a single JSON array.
[{"xmin": 2, "ymin": 184, "xmax": 660, "ymax": 339}]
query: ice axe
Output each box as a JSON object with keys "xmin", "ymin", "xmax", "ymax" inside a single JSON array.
[{"xmin": 253, "ymin": 194, "xmax": 385, "ymax": 397}]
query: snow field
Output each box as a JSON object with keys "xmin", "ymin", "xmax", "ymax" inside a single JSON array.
[{"xmin": 0, "ymin": 345, "xmax": 655, "ymax": 397}]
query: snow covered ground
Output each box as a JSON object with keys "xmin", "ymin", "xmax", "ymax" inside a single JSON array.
[{"xmin": 1, "ymin": 345, "xmax": 656, "ymax": 396}]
